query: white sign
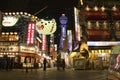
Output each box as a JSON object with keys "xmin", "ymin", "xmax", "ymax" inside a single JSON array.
[
  {"xmin": 0, "ymin": 46, "xmax": 18, "ymax": 52},
  {"xmin": 88, "ymin": 41, "xmax": 120, "ymax": 46},
  {"xmin": 2, "ymin": 16, "xmax": 19, "ymax": 27},
  {"xmin": 36, "ymin": 19, "xmax": 57, "ymax": 35},
  {"xmin": 20, "ymin": 46, "xmax": 35, "ymax": 53}
]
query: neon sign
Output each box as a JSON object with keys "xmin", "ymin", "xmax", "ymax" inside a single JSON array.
[
  {"xmin": 2, "ymin": 16, "xmax": 19, "ymax": 27},
  {"xmin": 26, "ymin": 21, "xmax": 35, "ymax": 44},
  {"xmin": 36, "ymin": 19, "xmax": 57, "ymax": 35}
]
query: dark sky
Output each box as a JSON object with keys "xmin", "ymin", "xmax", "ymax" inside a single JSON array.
[
  {"xmin": 0, "ymin": 0, "xmax": 78, "ymax": 36},
  {"xmin": 0, "ymin": 0, "xmax": 78, "ymax": 18}
]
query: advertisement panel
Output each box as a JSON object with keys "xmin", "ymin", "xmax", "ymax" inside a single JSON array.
[
  {"xmin": 36, "ymin": 19, "xmax": 57, "ymax": 35},
  {"xmin": 2, "ymin": 16, "xmax": 19, "ymax": 27},
  {"xmin": 74, "ymin": 7, "xmax": 81, "ymax": 41},
  {"xmin": 27, "ymin": 21, "xmax": 35, "ymax": 44}
]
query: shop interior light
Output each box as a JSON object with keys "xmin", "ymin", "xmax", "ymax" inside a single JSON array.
[
  {"xmin": 112, "ymin": 5, "xmax": 117, "ymax": 11},
  {"xmin": 28, "ymin": 14, "xmax": 31, "ymax": 17},
  {"xmin": 85, "ymin": 5, "xmax": 90, "ymax": 11},
  {"xmin": 101, "ymin": 6, "xmax": 105, "ymax": 12},
  {"xmin": 98, "ymin": 50, "xmax": 101, "ymax": 53},
  {"xmin": 16, "ymin": 12, "xmax": 19, "ymax": 15},
  {"xmin": 80, "ymin": 0, "xmax": 83, "ymax": 5},
  {"xmin": 94, "ymin": 6, "xmax": 98, "ymax": 11},
  {"xmin": 2, "ymin": 32, "xmax": 5, "ymax": 35},
  {"xmin": 5, "ymin": 12, "xmax": 8, "ymax": 15},
  {"xmin": 10, "ymin": 32, "xmax": 13, "ymax": 35},
  {"xmin": 6, "ymin": 32, "xmax": 9, "ymax": 35},
  {"xmin": 14, "ymin": 32, "xmax": 17, "ymax": 35},
  {"xmin": 12, "ymin": 12, "xmax": 15, "ymax": 15},
  {"xmin": 24, "ymin": 12, "xmax": 28, "ymax": 15},
  {"xmin": 20, "ymin": 12, "xmax": 23, "ymax": 15},
  {"xmin": 9, "ymin": 12, "xmax": 12, "ymax": 15}
]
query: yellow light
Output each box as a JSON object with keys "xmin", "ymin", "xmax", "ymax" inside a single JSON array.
[
  {"xmin": 80, "ymin": 0, "xmax": 83, "ymax": 5},
  {"xmin": 94, "ymin": 6, "xmax": 98, "ymax": 11},
  {"xmin": 98, "ymin": 49, "xmax": 101, "ymax": 53},
  {"xmin": 95, "ymin": 50, "xmax": 98, "ymax": 53},
  {"xmin": 85, "ymin": 5, "xmax": 90, "ymax": 11},
  {"xmin": 101, "ymin": 6, "xmax": 105, "ymax": 12},
  {"xmin": 91, "ymin": 50, "xmax": 94, "ymax": 53},
  {"xmin": 102, "ymin": 50, "xmax": 104, "ymax": 53},
  {"xmin": 112, "ymin": 5, "xmax": 117, "ymax": 11}
]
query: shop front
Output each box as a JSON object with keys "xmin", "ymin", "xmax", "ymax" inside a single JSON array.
[
  {"xmin": 19, "ymin": 45, "xmax": 39, "ymax": 69},
  {"xmin": 87, "ymin": 41, "xmax": 120, "ymax": 69},
  {"xmin": 0, "ymin": 45, "xmax": 19, "ymax": 69},
  {"xmin": 89, "ymin": 48, "xmax": 111, "ymax": 69},
  {"xmin": 108, "ymin": 45, "xmax": 120, "ymax": 79}
]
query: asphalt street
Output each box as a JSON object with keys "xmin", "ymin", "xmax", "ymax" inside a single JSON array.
[{"xmin": 0, "ymin": 68, "xmax": 111, "ymax": 80}]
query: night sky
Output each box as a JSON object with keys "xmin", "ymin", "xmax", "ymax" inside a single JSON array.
[
  {"xmin": 0, "ymin": 0, "xmax": 78, "ymax": 18},
  {"xmin": 0, "ymin": 0, "xmax": 78, "ymax": 44}
]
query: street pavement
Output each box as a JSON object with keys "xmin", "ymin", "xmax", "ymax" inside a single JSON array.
[{"xmin": 0, "ymin": 68, "xmax": 114, "ymax": 80}]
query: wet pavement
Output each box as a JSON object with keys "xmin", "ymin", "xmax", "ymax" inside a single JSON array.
[{"xmin": 0, "ymin": 68, "xmax": 113, "ymax": 80}]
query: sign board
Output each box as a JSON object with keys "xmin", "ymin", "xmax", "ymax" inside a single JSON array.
[
  {"xmin": 20, "ymin": 46, "xmax": 35, "ymax": 53},
  {"xmin": 36, "ymin": 19, "xmax": 57, "ymax": 35},
  {"xmin": 2, "ymin": 16, "xmax": 19, "ymax": 27}
]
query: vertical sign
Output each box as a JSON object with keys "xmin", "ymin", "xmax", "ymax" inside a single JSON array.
[
  {"xmin": 67, "ymin": 30, "xmax": 72, "ymax": 51},
  {"xmin": 74, "ymin": 7, "xmax": 81, "ymax": 41},
  {"xmin": 42, "ymin": 35, "xmax": 46, "ymax": 51},
  {"xmin": 27, "ymin": 21, "xmax": 35, "ymax": 44}
]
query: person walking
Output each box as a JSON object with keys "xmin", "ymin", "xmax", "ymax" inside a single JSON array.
[
  {"xmin": 43, "ymin": 58, "xmax": 47, "ymax": 71},
  {"xmin": 62, "ymin": 59, "xmax": 65, "ymax": 70}
]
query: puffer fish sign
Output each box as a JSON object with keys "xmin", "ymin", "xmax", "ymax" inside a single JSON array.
[{"xmin": 36, "ymin": 19, "xmax": 57, "ymax": 35}]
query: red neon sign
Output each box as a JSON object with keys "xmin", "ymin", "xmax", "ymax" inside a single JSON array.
[
  {"xmin": 42, "ymin": 35, "xmax": 46, "ymax": 51},
  {"xmin": 27, "ymin": 21, "xmax": 35, "ymax": 44}
]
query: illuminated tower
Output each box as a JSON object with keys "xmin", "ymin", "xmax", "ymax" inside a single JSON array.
[{"xmin": 59, "ymin": 14, "xmax": 68, "ymax": 50}]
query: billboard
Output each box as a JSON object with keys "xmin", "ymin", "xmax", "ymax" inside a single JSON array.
[
  {"xmin": 87, "ymin": 41, "xmax": 120, "ymax": 46},
  {"xmin": 74, "ymin": 7, "xmax": 81, "ymax": 41},
  {"xmin": 67, "ymin": 30, "xmax": 72, "ymax": 51},
  {"xmin": 36, "ymin": 19, "xmax": 57, "ymax": 35},
  {"xmin": 2, "ymin": 16, "xmax": 19, "ymax": 27},
  {"xmin": 26, "ymin": 21, "xmax": 35, "ymax": 45}
]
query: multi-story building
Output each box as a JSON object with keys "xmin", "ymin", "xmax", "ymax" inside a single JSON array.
[
  {"xmin": 78, "ymin": 0, "xmax": 120, "ymax": 68},
  {"xmin": 0, "ymin": 12, "xmax": 41, "ymax": 69}
]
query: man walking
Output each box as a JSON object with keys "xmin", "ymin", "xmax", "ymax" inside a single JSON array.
[{"xmin": 43, "ymin": 58, "xmax": 47, "ymax": 71}]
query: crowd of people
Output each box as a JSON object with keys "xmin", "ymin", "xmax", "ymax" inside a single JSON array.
[
  {"xmin": 0, "ymin": 56, "xmax": 14, "ymax": 70},
  {"xmin": 0, "ymin": 57, "xmax": 67, "ymax": 73}
]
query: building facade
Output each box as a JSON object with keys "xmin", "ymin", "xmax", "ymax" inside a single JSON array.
[{"xmin": 0, "ymin": 12, "xmax": 41, "ymax": 69}]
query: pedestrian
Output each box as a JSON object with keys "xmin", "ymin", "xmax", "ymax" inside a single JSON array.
[
  {"xmin": 34, "ymin": 62, "xmax": 39, "ymax": 72},
  {"xmin": 57, "ymin": 58, "xmax": 61, "ymax": 70},
  {"xmin": 62, "ymin": 59, "xmax": 65, "ymax": 70},
  {"xmin": 43, "ymin": 58, "xmax": 47, "ymax": 71}
]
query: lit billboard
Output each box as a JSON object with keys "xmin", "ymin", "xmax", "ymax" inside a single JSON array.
[
  {"xmin": 26, "ymin": 21, "xmax": 35, "ymax": 44},
  {"xmin": 36, "ymin": 19, "xmax": 57, "ymax": 35},
  {"xmin": 67, "ymin": 30, "xmax": 72, "ymax": 51},
  {"xmin": 74, "ymin": 7, "xmax": 81, "ymax": 41},
  {"xmin": 42, "ymin": 35, "xmax": 46, "ymax": 51},
  {"xmin": 87, "ymin": 41, "xmax": 120, "ymax": 46},
  {"xmin": 2, "ymin": 16, "xmax": 19, "ymax": 27}
]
